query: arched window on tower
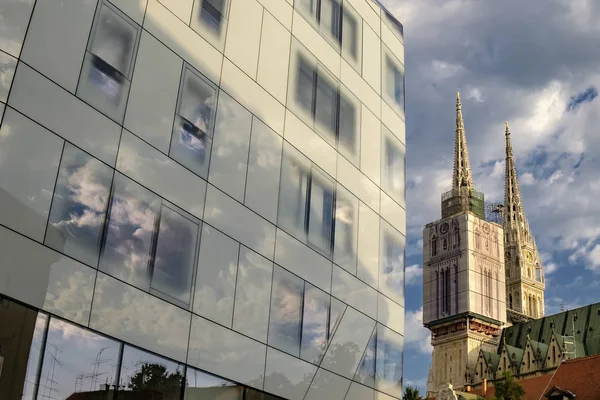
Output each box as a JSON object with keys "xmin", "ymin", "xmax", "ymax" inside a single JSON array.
[
  {"xmin": 440, "ymin": 269, "xmax": 445, "ymax": 315},
  {"xmin": 488, "ymin": 270, "xmax": 493, "ymax": 316},
  {"xmin": 431, "ymin": 236, "xmax": 437, "ymax": 256},
  {"xmin": 435, "ymin": 271, "xmax": 440, "ymax": 318},
  {"xmin": 509, "ymin": 294, "xmax": 513, "ymax": 309},
  {"xmin": 445, "ymin": 267, "xmax": 451, "ymax": 314},
  {"xmin": 535, "ymin": 263, "xmax": 542, "ymax": 282},
  {"xmin": 454, "ymin": 226, "xmax": 460, "ymax": 248},
  {"xmin": 484, "ymin": 268, "xmax": 489, "ymax": 314},
  {"xmin": 455, "ymin": 265, "xmax": 459, "ymax": 313},
  {"xmin": 528, "ymin": 268, "xmax": 531, "ymax": 278},
  {"xmin": 443, "ymin": 238, "xmax": 448, "ymax": 251}
]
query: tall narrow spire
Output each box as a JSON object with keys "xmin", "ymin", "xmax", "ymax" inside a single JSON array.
[
  {"xmin": 503, "ymin": 121, "xmax": 527, "ymax": 235},
  {"xmin": 504, "ymin": 122, "xmax": 545, "ymax": 322},
  {"xmin": 453, "ymin": 92, "xmax": 474, "ymax": 189}
]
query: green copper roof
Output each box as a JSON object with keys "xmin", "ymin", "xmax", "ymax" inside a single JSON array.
[
  {"xmin": 482, "ymin": 350, "xmax": 500, "ymax": 370},
  {"xmin": 500, "ymin": 301, "xmax": 600, "ymax": 358}
]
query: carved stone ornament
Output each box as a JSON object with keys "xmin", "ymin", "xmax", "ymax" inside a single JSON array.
[
  {"xmin": 482, "ymin": 223, "xmax": 490, "ymax": 235},
  {"xmin": 437, "ymin": 383, "xmax": 458, "ymax": 400}
]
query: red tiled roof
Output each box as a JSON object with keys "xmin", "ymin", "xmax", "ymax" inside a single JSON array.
[{"xmin": 468, "ymin": 354, "xmax": 600, "ymax": 399}]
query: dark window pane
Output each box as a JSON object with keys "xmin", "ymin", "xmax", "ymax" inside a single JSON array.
[
  {"xmin": 39, "ymin": 317, "xmax": 120, "ymax": 399},
  {"xmin": 277, "ymin": 147, "xmax": 310, "ymax": 239},
  {"xmin": 354, "ymin": 327, "xmax": 376, "ymax": 387},
  {"xmin": 45, "ymin": 143, "xmax": 113, "ymax": 267},
  {"xmin": 296, "ymin": 57, "xmax": 315, "ymax": 113},
  {"xmin": 342, "ymin": 9, "xmax": 358, "ymax": 59},
  {"xmin": 268, "ymin": 266, "xmax": 304, "ymax": 357},
  {"xmin": 200, "ymin": 0, "xmax": 225, "ymax": 32},
  {"xmin": 245, "ymin": 387, "xmax": 285, "ymax": 400},
  {"xmin": 308, "ymin": 169, "xmax": 334, "ymax": 256},
  {"xmin": 300, "ymin": 284, "xmax": 330, "ymax": 364},
  {"xmin": 170, "ymin": 68, "xmax": 217, "ymax": 179},
  {"xmin": 333, "ymin": 186, "xmax": 358, "ymax": 272},
  {"xmin": 118, "ymin": 345, "xmax": 184, "ymax": 399},
  {"xmin": 0, "ymin": 298, "xmax": 46, "ymax": 400},
  {"xmin": 375, "ymin": 324, "xmax": 404, "ymax": 398},
  {"xmin": 386, "ymin": 57, "xmax": 404, "ymax": 110},
  {"xmin": 315, "ymin": 73, "xmax": 338, "ymax": 136},
  {"xmin": 99, "ymin": 173, "xmax": 161, "ymax": 291},
  {"xmin": 151, "ymin": 205, "xmax": 199, "ymax": 307},
  {"xmin": 89, "ymin": 3, "xmax": 137, "ymax": 77},
  {"xmin": 184, "ymin": 366, "xmax": 243, "ymax": 399},
  {"xmin": 338, "ymin": 94, "xmax": 357, "ymax": 156},
  {"xmin": 320, "ymin": 0, "xmax": 341, "ymax": 41}
]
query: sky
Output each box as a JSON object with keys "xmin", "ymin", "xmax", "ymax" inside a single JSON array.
[{"xmin": 380, "ymin": 0, "xmax": 600, "ymax": 394}]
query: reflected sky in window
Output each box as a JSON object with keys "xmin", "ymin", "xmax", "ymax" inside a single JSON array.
[
  {"xmin": 381, "ymin": 231, "xmax": 405, "ymax": 305},
  {"xmin": 38, "ymin": 318, "xmax": 120, "ymax": 400},
  {"xmin": 46, "ymin": 143, "xmax": 113, "ymax": 267},
  {"xmin": 354, "ymin": 327, "xmax": 376, "ymax": 388},
  {"xmin": 300, "ymin": 284, "xmax": 329, "ymax": 364},
  {"xmin": 375, "ymin": 324, "xmax": 403, "ymax": 398},
  {"xmin": 99, "ymin": 173, "xmax": 160, "ymax": 290},
  {"xmin": 268, "ymin": 266, "xmax": 304, "ymax": 357}
]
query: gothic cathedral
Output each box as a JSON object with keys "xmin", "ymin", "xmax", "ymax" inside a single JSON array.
[{"xmin": 422, "ymin": 93, "xmax": 546, "ymax": 397}]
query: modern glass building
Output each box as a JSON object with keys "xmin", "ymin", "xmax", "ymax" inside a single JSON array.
[{"xmin": 0, "ymin": 0, "xmax": 405, "ymax": 399}]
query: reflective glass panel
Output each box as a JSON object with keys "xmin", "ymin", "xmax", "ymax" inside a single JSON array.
[
  {"xmin": 338, "ymin": 93, "xmax": 358, "ymax": 159},
  {"xmin": 118, "ymin": 345, "xmax": 184, "ymax": 399},
  {"xmin": 0, "ymin": 0, "xmax": 35, "ymax": 57},
  {"xmin": 200, "ymin": 0, "xmax": 226, "ymax": 32},
  {"xmin": 0, "ymin": 298, "xmax": 45, "ymax": 400},
  {"xmin": 268, "ymin": 266, "xmax": 304, "ymax": 357},
  {"xmin": 193, "ymin": 225, "xmax": 239, "ymax": 327},
  {"xmin": 386, "ymin": 57, "xmax": 404, "ymax": 110},
  {"xmin": 375, "ymin": 324, "xmax": 404, "ymax": 398},
  {"xmin": 209, "ymin": 91, "xmax": 252, "ymax": 201},
  {"xmin": 232, "ymin": 246, "xmax": 273, "ymax": 342},
  {"xmin": 320, "ymin": 0, "xmax": 342, "ymax": 42},
  {"xmin": 380, "ymin": 225, "xmax": 405, "ymax": 305},
  {"xmin": 334, "ymin": 185, "xmax": 358, "ymax": 273},
  {"xmin": 244, "ymin": 118, "xmax": 283, "ymax": 224},
  {"xmin": 342, "ymin": 9, "xmax": 358, "ymax": 60},
  {"xmin": 296, "ymin": 57, "xmax": 315, "ymax": 113},
  {"xmin": 315, "ymin": 73, "xmax": 338, "ymax": 137},
  {"xmin": 329, "ymin": 297, "xmax": 346, "ymax": 338},
  {"xmin": 382, "ymin": 131, "xmax": 405, "ymax": 205},
  {"xmin": 0, "ymin": 51, "xmax": 17, "ymax": 103},
  {"xmin": 308, "ymin": 169, "xmax": 334, "ymax": 256},
  {"xmin": 89, "ymin": 2, "xmax": 138, "ymax": 77},
  {"xmin": 354, "ymin": 327, "xmax": 376, "ymax": 387},
  {"xmin": 151, "ymin": 205, "xmax": 200, "ymax": 306},
  {"xmin": 300, "ymin": 284, "xmax": 330, "ymax": 364},
  {"xmin": 297, "ymin": 0, "xmax": 318, "ymax": 19},
  {"xmin": 170, "ymin": 67, "xmax": 218, "ymax": 179},
  {"xmin": 184, "ymin": 366, "xmax": 243, "ymax": 399},
  {"xmin": 99, "ymin": 173, "xmax": 161, "ymax": 290},
  {"xmin": 277, "ymin": 147, "xmax": 310, "ymax": 239},
  {"xmin": 39, "ymin": 318, "xmax": 120, "ymax": 399},
  {"xmin": 45, "ymin": 143, "xmax": 113, "ymax": 267}
]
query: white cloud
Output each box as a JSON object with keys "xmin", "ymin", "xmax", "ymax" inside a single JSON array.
[
  {"xmin": 520, "ymin": 172, "xmax": 535, "ymax": 186},
  {"xmin": 586, "ymin": 244, "xmax": 600, "ymax": 272},
  {"xmin": 404, "ymin": 308, "xmax": 432, "ymax": 354},
  {"xmin": 405, "ymin": 264, "xmax": 423, "ymax": 285}
]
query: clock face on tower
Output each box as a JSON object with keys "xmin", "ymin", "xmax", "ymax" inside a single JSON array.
[{"xmin": 440, "ymin": 223, "xmax": 449, "ymax": 234}]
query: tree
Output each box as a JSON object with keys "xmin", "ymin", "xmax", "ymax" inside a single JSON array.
[
  {"xmin": 403, "ymin": 385, "xmax": 422, "ymax": 400},
  {"xmin": 128, "ymin": 362, "xmax": 184, "ymax": 391},
  {"xmin": 492, "ymin": 370, "xmax": 525, "ymax": 400}
]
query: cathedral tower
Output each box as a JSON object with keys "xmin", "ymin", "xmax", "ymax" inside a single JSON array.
[
  {"xmin": 422, "ymin": 93, "xmax": 506, "ymax": 396},
  {"xmin": 503, "ymin": 122, "xmax": 545, "ymax": 323}
]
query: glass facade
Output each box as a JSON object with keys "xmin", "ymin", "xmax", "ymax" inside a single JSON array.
[{"xmin": 0, "ymin": 0, "xmax": 405, "ymax": 399}]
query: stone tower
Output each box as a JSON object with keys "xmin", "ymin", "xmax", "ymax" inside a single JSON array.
[
  {"xmin": 503, "ymin": 122, "xmax": 545, "ymax": 323},
  {"xmin": 423, "ymin": 93, "xmax": 506, "ymax": 397}
]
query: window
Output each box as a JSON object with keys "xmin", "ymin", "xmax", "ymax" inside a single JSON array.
[
  {"xmin": 333, "ymin": 186, "xmax": 358, "ymax": 272},
  {"xmin": 380, "ymin": 226, "xmax": 405, "ymax": 306},
  {"xmin": 293, "ymin": 54, "xmax": 359, "ymax": 158},
  {"xmin": 355, "ymin": 327, "xmax": 376, "ymax": 387},
  {"xmin": 45, "ymin": 143, "xmax": 113, "ymax": 267},
  {"xmin": 536, "ymin": 264, "xmax": 542, "ymax": 282},
  {"xmin": 375, "ymin": 324, "xmax": 404, "ymax": 398},
  {"xmin": 99, "ymin": 174, "xmax": 200, "ymax": 308},
  {"xmin": 40, "ymin": 317, "xmax": 121, "ymax": 397},
  {"xmin": 200, "ymin": 0, "xmax": 226, "ymax": 32},
  {"xmin": 268, "ymin": 267, "xmax": 339, "ymax": 364},
  {"xmin": 342, "ymin": 7, "xmax": 359, "ymax": 61},
  {"xmin": 184, "ymin": 367, "xmax": 243, "ymax": 399},
  {"xmin": 78, "ymin": 1, "xmax": 140, "ymax": 122},
  {"xmin": 431, "ymin": 236, "xmax": 437, "ymax": 256},
  {"xmin": 170, "ymin": 65, "xmax": 218, "ymax": 179},
  {"xmin": 385, "ymin": 55, "xmax": 405, "ymax": 113},
  {"xmin": 382, "ymin": 130, "xmax": 406, "ymax": 205},
  {"xmin": 320, "ymin": 0, "xmax": 342, "ymax": 43},
  {"xmin": 118, "ymin": 345, "xmax": 184, "ymax": 398},
  {"xmin": 277, "ymin": 146, "xmax": 335, "ymax": 257}
]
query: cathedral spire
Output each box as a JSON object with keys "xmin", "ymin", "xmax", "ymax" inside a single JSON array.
[
  {"xmin": 453, "ymin": 92, "xmax": 474, "ymax": 189},
  {"xmin": 503, "ymin": 121, "xmax": 528, "ymax": 235}
]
